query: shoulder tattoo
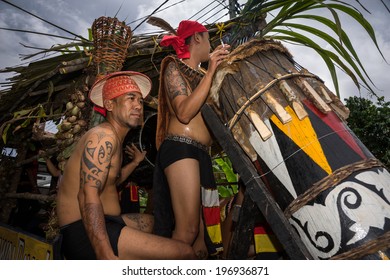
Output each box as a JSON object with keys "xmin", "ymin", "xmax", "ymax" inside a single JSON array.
[
  {"xmin": 80, "ymin": 133, "xmax": 114, "ymax": 191},
  {"xmin": 165, "ymin": 62, "xmax": 189, "ymax": 101}
]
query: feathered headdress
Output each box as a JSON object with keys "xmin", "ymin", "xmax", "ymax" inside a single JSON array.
[
  {"xmin": 147, "ymin": 16, "xmax": 208, "ymax": 59},
  {"xmin": 147, "ymin": 16, "xmax": 177, "ymax": 35}
]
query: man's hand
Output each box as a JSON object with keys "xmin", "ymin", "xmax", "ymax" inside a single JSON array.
[
  {"xmin": 124, "ymin": 143, "xmax": 146, "ymax": 166},
  {"xmin": 208, "ymin": 43, "xmax": 230, "ymax": 74}
]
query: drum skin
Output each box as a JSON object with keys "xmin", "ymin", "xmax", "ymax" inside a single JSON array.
[{"xmin": 209, "ymin": 39, "xmax": 390, "ymax": 259}]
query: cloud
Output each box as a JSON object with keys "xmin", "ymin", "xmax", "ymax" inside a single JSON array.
[{"xmin": 0, "ymin": 0, "xmax": 389, "ymax": 102}]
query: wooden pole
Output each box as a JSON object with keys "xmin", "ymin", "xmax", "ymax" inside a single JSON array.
[
  {"xmin": 229, "ymin": 0, "xmax": 237, "ymax": 19},
  {"xmin": 202, "ymin": 104, "xmax": 313, "ymax": 259},
  {"xmin": 228, "ymin": 191, "xmax": 256, "ymax": 259}
]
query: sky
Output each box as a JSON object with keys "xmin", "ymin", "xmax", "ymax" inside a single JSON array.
[{"xmin": 0, "ymin": 0, "xmax": 389, "ymax": 104}]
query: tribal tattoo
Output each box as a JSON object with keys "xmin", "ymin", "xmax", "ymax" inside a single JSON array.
[
  {"xmin": 125, "ymin": 213, "xmax": 152, "ymax": 232},
  {"xmin": 80, "ymin": 136, "xmax": 114, "ymax": 191},
  {"xmin": 165, "ymin": 62, "xmax": 189, "ymax": 101},
  {"xmin": 83, "ymin": 203, "xmax": 107, "ymax": 244}
]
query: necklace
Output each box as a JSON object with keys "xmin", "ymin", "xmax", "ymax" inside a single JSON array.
[{"xmin": 178, "ymin": 58, "xmax": 206, "ymax": 76}]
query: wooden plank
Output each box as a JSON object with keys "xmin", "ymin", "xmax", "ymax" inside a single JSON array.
[
  {"xmin": 228, "ymin": 191, "xmax": 256, "ymax": 259},
  {"xmin": 202, "ymin": 104, "xmax": 313, "ymax": 260},
  {"xmin": 277, "ymin": 75, "xmax": 308, "ymax": 120}
]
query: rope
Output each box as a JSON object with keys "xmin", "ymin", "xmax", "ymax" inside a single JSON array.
[
  {"xmin": 330, "ymin": 231, "xmax": 390, "ymax": 260},
  {"xmin": 228, "ymin": 72, "xmax": 319, "ymax": 130},
  {"xmin": 133, "ymin": 0, "xmax": 169, "ymax": 32},
  {"xmin": 189, "ymin": 0, "xmax": 217, "ymax": 20}
]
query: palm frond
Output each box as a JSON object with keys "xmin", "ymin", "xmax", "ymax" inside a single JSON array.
[
  {"xmin": 276, "ymin": 22, "xmax": 374, "ymax": 93},
  {"xmin": 243, "ymin": 0, "xmax": 385, "ymax": 97}
]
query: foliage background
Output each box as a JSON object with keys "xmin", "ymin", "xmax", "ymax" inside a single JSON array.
[{"xmin": 345, "ymin": 95, "xmax": 390, "ymax": 169}]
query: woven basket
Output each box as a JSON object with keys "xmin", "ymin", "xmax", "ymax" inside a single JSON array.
[{"xmin": 92, "ymin": 16, "xmax": 132, "ymax": 76}]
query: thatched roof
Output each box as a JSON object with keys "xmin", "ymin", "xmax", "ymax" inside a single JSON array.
[{"xmin": 0, "ymin": 10, "xmax": 266, "ymax": 147}]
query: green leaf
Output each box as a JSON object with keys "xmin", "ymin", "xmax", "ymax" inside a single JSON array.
[
  {"xmin": 217, "ymin": 185, "xmax": 233, "ymax": 198},
  {"xmin": 241, "ymin": 0, "xmax": 385, "ymax": 97},
  {"xmin": 214, "ymin": 158, "xmax": 238, "ymax": 184},
  {"xmin": 269, "ymin": 29, "xmax": 364, "ymax": 97},
  {"xmin": 290, "ymin": 14, "xmax": 372, "ymax": 84},
  {"xmin": 13, "ymin": 108, "xmax": 33, "ymax": 118},
  {"xmin": 37, "ymin": 105, "xmax": 47, "ymax": 118},
  {"xmin": 2, "ymin": 123, "xmax": 11, "ymax": 144},
  {"xmin": 88, "ymin": 28, "xmax": 93, "ymax": 41},
  {"xmin": 325, "ymin": 3, "xmax": 386, "ymax": 61},
  {"xmin": 20, "ymin": 118, "xmax": 31, "ymax": 128},
  {"xmin": 214, "ymin": 157, "xmax": 239, "ymax": 197}
]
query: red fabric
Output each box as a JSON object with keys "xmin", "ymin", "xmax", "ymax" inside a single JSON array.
[
  {"xmin": 203, "ymin": 207, "xmax": 221, "ymax": 226},
  {"xmin": 130, "ymin": 184, "xmax": 139, "ymax": 202},
  {"xmin": 254, "ymin": 223, "xmax": 274, "ymax": 235},
  {"xmin": 93, "ymin": 105, "xmax": 107, "ymax": 117},
  {"xmin": 103, "ymin": 75, "xmax": 141, "ymax": 101},
  {"xmin": 92, "ymin": 76, "xmax": 141, "ymax": 117},
  {"xmin": 160, "ymin": 20, "xmax": 208, "ymax": 59}
]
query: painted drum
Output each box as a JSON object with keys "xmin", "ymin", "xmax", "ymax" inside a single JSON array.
[{"xmin": 209, "ymin": 39, "xmax": 390, "ymax": 260}]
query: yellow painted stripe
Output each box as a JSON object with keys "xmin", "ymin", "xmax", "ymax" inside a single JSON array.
[
  {"xmin": 254, "ymin": 234, "xmax": 280, "ymax": 253},
  {"xmin": 270, "ymin": 106, "xmax": 332, "ymax": 175},
  {"xmin": 206, "ymin": 224, "xmax": 222, "ymax": 244}
]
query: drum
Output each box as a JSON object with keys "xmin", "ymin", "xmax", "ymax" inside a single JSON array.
[
  {"xmin": 138, "ymin": 112, "xmax": 157, "ymax": 167},
  {"xmin": 208, "ymin": 38, "xmax": 390, "ymax": 259},
  {"xmin": 122, "ymin": 111, "xmax": 157, "ymax": 187}
]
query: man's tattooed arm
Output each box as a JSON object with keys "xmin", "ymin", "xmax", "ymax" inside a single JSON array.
[
  {"xmin": 165, "ymin": 61, "xmax": 189, "ymax": 102},
  {"xmin": 78, "ymin": 131, "xmax": 118, "ymax": 259},
  {"xmin": 164, "ymin": 61, "xmax": 210, "ymax": 123}
]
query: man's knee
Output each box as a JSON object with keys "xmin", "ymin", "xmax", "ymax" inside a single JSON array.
[{"xmin": 181, "ymin": 244, "xmax": 197, "ymax": 259}]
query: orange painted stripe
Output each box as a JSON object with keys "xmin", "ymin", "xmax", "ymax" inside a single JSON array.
[{"xmin": 271, "ymin": 106, "xmax": 332, "ymax": 175}]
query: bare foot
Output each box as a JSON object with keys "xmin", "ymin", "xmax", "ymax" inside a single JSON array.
[{"xmin": 193, "ymin": 215, "xmax": 208, "ymax": 259}]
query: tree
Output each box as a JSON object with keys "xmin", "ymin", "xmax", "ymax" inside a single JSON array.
[{"xmin": 345, "ymin": 96, "xmax": 390, "ymax": 168}]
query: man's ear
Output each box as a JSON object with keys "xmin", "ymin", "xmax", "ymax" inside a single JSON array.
[
  {"xmin": 104, "ymin": 99, "xmax": 114, "ymax": 112},
  {"xmin": 194, "ymin": 32, "xmax": 201, "ymax": 43}
]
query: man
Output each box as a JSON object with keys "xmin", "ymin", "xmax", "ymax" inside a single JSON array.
[
  {"xmin": 56, "ymin": 71, "xmax": 195, "ymax": 260},
  {"xmin": 153, "ymin": 20, "xmax": 230, "ymax": 258}
]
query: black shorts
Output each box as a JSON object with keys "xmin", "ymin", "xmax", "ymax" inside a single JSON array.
[
  {"xmin": 60, "ymin": 215, "xmax": 126, "ymax": 260},
  {"xmin": 152, "ymin": 136, "xmax": 222, "ymax": 255}
]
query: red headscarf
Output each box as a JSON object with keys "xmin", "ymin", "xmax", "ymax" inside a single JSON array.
[{"xmin": 160, "ymin": 20, "xmax": 208, "ymax": 59}]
